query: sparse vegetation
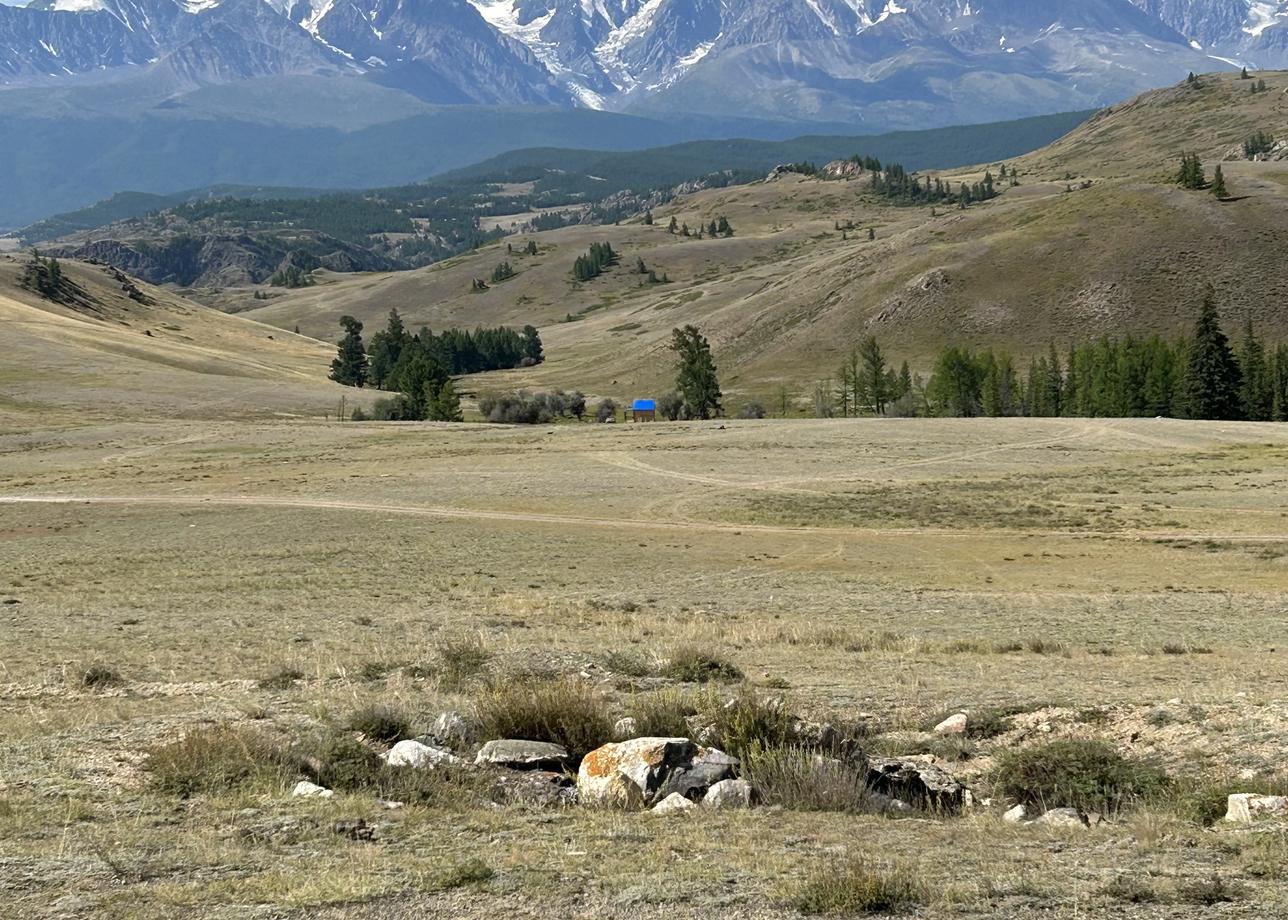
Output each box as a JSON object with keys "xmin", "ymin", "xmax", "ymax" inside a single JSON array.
[
  {"xmin": 146, "ymin": 725, "xmax": 291, "ymax": 798},
  {"xmin": 473, "ymin": 676, "xmax": 613, "ymax": 763},
  {"xmin": 790, "ymin": 858, "xmax": 926, "ymax": 915},
  {"xmin": 992, "ymin": 739, "xmax": 1169, "ymax": 814}
]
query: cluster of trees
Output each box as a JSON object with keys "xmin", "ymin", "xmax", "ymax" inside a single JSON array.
[
  {"xmin": 1241, "ymin": 68, "xmax": 1269, "ymax": 93},
  {"xmin": 1178, "ymin": 153, "xmax": 1230, "ymax": 197},
  {"xmin": 330, "ymin": 310, "xmax": 545, "ymax": 420},
  {"xmin": 490, "ymin": 262, "xmax": 515, "ymax": 283},
  {"xmin": 870, "ymin": 164, "xmax": 1000, "ymax": 208},
  {"xmin": 22, "ymin": 253, "xmax": 66, "ymax": 299},
  {"xmin": 664, "ymin": 216, "xmax": 734, "ymax": 238},
  {"xmin": 814, "ymin": 299, "xmax": 1284, "ymax": 421},
  {"xmin": 270, "ymin": 264, "xmax": 314, "ymax": 288},
  {"xmin": 1244, "ymin": 131, "xmax": 1275, "ymax": 158},
  {"xmin": 572, "ymin": 242, "xmax": 618, "ymax": 281}
]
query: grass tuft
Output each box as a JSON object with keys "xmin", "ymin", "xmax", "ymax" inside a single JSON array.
[
  {"xmin": 256, "ymin": 666, "xmax": 303, "ymax": 690},
  {"xmin": 743, "ymin": 744, "xmax": 872, "ymax": 812},
  {"xmin": 346, "ymin": 702, "xmax": 414, "ymax": 745},
  {"xmin": 790, "ymin": 858, "xmax": 926, "ymax": 915},
  {"xmin": 424, "ymin": 858, "xmax": 495, "ymax": 892},
  {"xmin": 474, "ymin": 675, "xmax": 613, "ymax": 763},
  {"xmin": 435, "ymin": 636, "xmax": 491, "ymax": 690},
  {"xmin": 627, "ymin": 688, "xmax": 699, "ymax": 738},
  {"xmin": 77, "ymin": 662, "xmax": 123, "ymax": 690},
  {"xmin": 146, "ymin": 725, "xmax": 290, "ymax": 798},
  {"xmin": 660, "ymin": 647, "xmax": 743, "ymax": 683}
]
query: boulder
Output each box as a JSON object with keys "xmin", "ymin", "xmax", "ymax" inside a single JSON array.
[
  {"xmin": 490, "ymin": 770, "xmax": 579, "ymax": 808},
  {"xmin": 384, "ymin": 739, "xmax": 460, "ymax": 769},
  {"xmin": 1225, "ymin": 793, "xmax": 1288, "ymax": 823},
  {"xmin": 655, "ymin": 747, "xmax": 739, "ymax": 802},
  {"xmin": 704, "ymin": 778, "xmax": 753, "ymax": 809},
  {"xmin": 1002, "ymin": 804, "xmax": 1029, "ymax": 824},
  {"xmin": 430, "ymin": 711, "xmax": 474, "ymax": 748},
  {"xmin": 652, "ymin": 792, "xmax": 697, "ymax": 814},
  {"xmin": 613, "ymin": 717, "xmax": 639, "ymax": 739},
  {"xmin": 474, "ymin": 740, "xmax": 569, "ymax": 770},
  {"xmin": 578, "ymin": 737, "xmax": 697, "ymax": 806},
  {"xmin": 1035, "ymin": 808, "xmax": 1088, "ymax": 829},
  {"xmin": 291, "ymin": 780, "xmax": 333, "ymax": 798},
  {"xmin": 934, "ymin": 713, "xmax": 968, "ymax": 735},
  {"xmin": 866, "ymin": 757, "xmax": 967, "ymax": 812},
  {"xmin": 596, "ymin": 771, "xmax": 648, "ymax": 810}
]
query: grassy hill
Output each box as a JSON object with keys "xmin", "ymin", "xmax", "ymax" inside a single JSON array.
[
  {"xmin": 0, "ymin": 255, "xmax": 363, "ymax": 428},
  {"xmin": 240, "ymin": 71, "xmax": 1288, "ymax": 407}
]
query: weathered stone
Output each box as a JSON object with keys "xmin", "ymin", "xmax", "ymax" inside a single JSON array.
[
  {"xmin": 934, "ymin": 713, "xmax": 968, "ymax": 735},
  {"xmin": 490, "ymin": 770, "xmax": 578, "ymax": 808},
  {"xmin": 655, "ymin": 747, "xmax": 739, "ymax": 801},
  {"xmin": 597, "ymin": 772, "xmax": 647, "ymax": 810},
  {"xmin": 1225, "ymin": 793, "xmax": 1288, "ymax": 823},
  {"xmin": 578, "ymin": 737, "xmax": 697, "ymax": 806},
  {"xmin": 291, "ymin": 780, "xmax": 333, "ymax": 798},
  {"xmin": 430, "ymin": 711, "xmax": 474, "ymax": 748},
  {"xmin": 1035, "ymin": 808, "xmax": 1087, "ymax": 829},
  {"xmin": 866, "ymin": 756, "xmax": 967, "ymax": 812},
  {"xmin": 1002, "ymin": 804, "xmax": 1028, "ymax": 824},
  {"xmin": 613, "ymin": 717, "xmax": 639, "ymax": 739},
  {"xmin": 385, "ymin": 739, "xmax": 460, "ymax": 768},
  {"xmin": 652, "ymin": 792, "xmax": 697, "ymax": 814},
  {"xmin": 704, "ymin": 778, "xmax": 754, "ymax": 809},
  {"xmin": 474, "ymin": 739, "xmax": 568, "ymax": 770},
  {"xmin": 791, "ymin": 719, "xmax": 841, "ymax": 752}
]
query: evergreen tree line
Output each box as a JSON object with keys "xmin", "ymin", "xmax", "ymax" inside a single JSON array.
[
  {"xmin": 330, "ymin": 310, "xmax": 545, "ymax": 420},
  {"xmin": 869, "ymin": 163, "xmax": 1000, "ymax": 208},
  {"xmin": 572, "ymin": 242, "xmax": 618, "ymax": 281},
  {"xmin": 816, "ymin": 299, "xmax": 1284, "ymax": 421}
]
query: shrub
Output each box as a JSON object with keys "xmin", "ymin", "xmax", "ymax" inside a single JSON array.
[
  {"xmin": 660, "ymin": 648, "xmax": 743, "ymax": 683},
  {"xmin": 367, "ymin": 396, "xmax": 416, "ymax": 421},
  {"xmin": 601, "ymin": 648, "xmax": 656, "ymax": 678},
  {"xmin": 991, "ymin": 739, "xmax": 1168, "ymax": 814},
  {"xmin": 377, "ymin": 762, "xmax": 491, "ymax": 809},
  {"xmin": 436, "ymin": 635, "xmax": 491, "ymax": 690},
  {"xmin": 790, "ymin": 858, "xmax": 926, "ymax": 915},
  {"xmin": 743, "ymin": 744, "xmax": 872, "ymax": 812},
  {"xmin": 299, "ymin": 732, "xmax": 383, "ymax": 792},
  {"xmin": 474, "ymin": 676, "xmax": 613, "ymax": 763},
  {"xmin": 77, "ymin": 662, "xmax": 123, "ymax": 689},
  {"xmin": 628, "ymin": 688, "xmax": 700, "ymax": 738},
  {"xmin": 146, "ymin": 725, "xmax": 291, "ymax": 798},
  {"xmin": 346, "ymin": 703, "xmax": 414, "ymax": 744},
  {"xmin": 1099, "ymin": 875, "xmax": 1157, "ymax": 904},
  {"xmin": 257, "ymin": 666, "xmax": 304, "ymax": 690},
  {"xmin": 596, "ymin": 399, "xmax": 618, "ymax": 423},
  {"xmin": 424, "ymin": 858, "xmax": 495, "ymax": 892},
  {"xmin": 1176, "ymin": 875, "xmax": 1246, "ymax": 905},
  {"xmin": 738, "ymin": 401, "xmax": 766, "ymax": 420},
  {"xmin": 658, "ymin": 392, "xmax": 684, "ymax": 421},
  {"xmin": 1168, "ymin": 773, "xmax": 1288, "ymax": 826},
  {"xmin": 700, "ymin": 686, "xmax": 795, "ymax": 757}
]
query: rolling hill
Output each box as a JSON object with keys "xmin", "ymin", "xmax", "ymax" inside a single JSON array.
[
  {"xmin": 237, "ymin": 71, "xmax": 1288, "ymax": 405},
  {"xmin": 0, "ymin": 254, "xmax": 362, "ymax": 427}
]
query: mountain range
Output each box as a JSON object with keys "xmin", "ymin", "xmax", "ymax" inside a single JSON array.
[{"xmin": 4, "ymin": 0, "xmax": 1286, "ymax": 121}]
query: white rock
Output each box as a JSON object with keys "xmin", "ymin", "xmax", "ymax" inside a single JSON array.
[
  {"xmin": 1035, "ymin": 807, "xmax": 1087, "ymax": 828},
  {"xmin": 292, "ymin": 780, "xmax": 333, "ymax": 798},
  {"xmin": 577, "ymin": 737, "xmax": 696, "ymax": 806},
  {"xmin": 613, "ymin": 717, "xmax": 639, "ymax": 740},
  {"xmin": 431, "ymin": 711, "xmax": 473, "ymax": 747},
  {"xmin": 652, "ymin": 792, "xmax": 697, "ymax": 814},
  {"xmin": 703, "ymin": 778, "xmax": 753, "ymax": 809},
  {"xmin": 934, "ymin": 713, "xmax": 968, "ymax": 735},
  {"xmin": 384, "ymin": 739, "xmax": 460, "ymax": 768},
  {"xmin": 1002, "ymin": 804, "xmax": 1028, "ymax": 824},
  {"xmin": 1225, "ymin": 793, "xmax": 1288, "ymax": 823}
]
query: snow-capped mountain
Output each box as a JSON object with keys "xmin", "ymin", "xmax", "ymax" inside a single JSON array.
[{"xmin": 1, "ymin": 0, "xmax": 1283, "ymax": 122}]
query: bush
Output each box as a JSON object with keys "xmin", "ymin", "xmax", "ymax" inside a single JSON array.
[
  {"xmin": 1168, "ymin": 773, "xmax": 1288, "ymax": 826},
  {"xmin": 658, "ymin": 392, "xmax": 684, "ymax": 421},
  {"xmin": 474, "ymin": 676, "xmax": 614, "ymax": 763},
  {"xmin": 424, "ymin": 858, "xmax": 495, "ymax": 892},
  {"xmin": 257, "ymin": 666, "xmax": 304, "ymax": 690},
  {"xmin": 738, "ymin": 401, "xmax": 766, "ymax": 420},
  {"xmin": 367, "ymin": 396, "xmax": 416, "ymax": 421},
  {"xmin": 991, "ymin": 739, "xmax": 1168, "ymax": 813},
  {"xmin": 300, "ymin": 732, "xmax": 384, "ymax": 791},
  {"xmin": 660, "ymin": 648, "xmax": 743, "ymax": 684},
  {"xmin": 627, "ymin": 688, "xmax": 699, "ymax": 738},
  {"xmin": 346, "ymin": 703, "xmax": 414, "ymax": 744},
  {"xmin": 601, "ymin": 648, "xmax": 656, "ymax": 678},
  {"xmin": 596, "ymin": 399, "xmax": 618, "ymax": 423},
  {"xmin": 146, "ymin": 725, "xmax": 291, "ymax": 798},
  {"xmin": 790, "ymin": 858, "xmax": 926, "ymax": 915},
  {"xmin": 1099, "ymin": 874, "xmax": 1158, "ymax": 904},
  {"xmin": 483, "ymin": 391, "xmax": 555, "ymax": 424},
  {"xmin": 700, "ymin": 686, "xmax": 795, "ymax": 757},
  {"xmin": 77, "ymin": 662, "xmax": 123, "ymax": 689},
  {"xmin": 744, "ymin": 744, "xmax": 872, "ymax": 812}
]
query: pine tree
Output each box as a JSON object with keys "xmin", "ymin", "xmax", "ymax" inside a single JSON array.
[
  {"xmin": 670, "ymin": 325, "xmax": 722, "ymax": 419},
  {"xmin": 1241, "ymin": 66, "xmax": 1251, "ymax": 80},
  {"xmin": 1180, "ymin": 293, "xmax": 1243, "ymax": 420},
  {"xmin": 329, "ymin": 316, "xmax": 368, "ymax": 387},
  {"xmin": 668, "ymin": 216, "xmax": 678, "ymax": 234},
  {"xmin": 867, "ymin": 228, "xmax": 876, "ymax": 241},
  {"xmin": 644, "ymin": 210, "xmax": 654, "ymax": 225},
  {"xmin": 857, "ymin": 336, "xmax": 889, "ymax": 414},
  {"xmin": 1177, "ymin": 153, "xmax": 1206, "ymax": 190},
  {"xmin": 522, "ymin": 325, "xmax": 544, "ymax": 364},
  {"xmin": 717, "ymin": 216, "xmax": 732, "ymax": 236},
  {"xmin": 1238, "ymin": 317, "xmax": 1273, "ymax": 420},
  {"xmin": 1211, "ymin": 164, "xmax": 1228, "ymax": 198},
  {"xmin": 1271, "ymin": 344, "xmax": 1288, "ymax": 421},
  {"xmin": 425, "ymin": 379, "xmax": 463, "ymax": 422}
]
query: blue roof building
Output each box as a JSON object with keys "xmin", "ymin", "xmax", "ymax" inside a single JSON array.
[{"xmin": 630, "ymin": 398, "xmax": 657, "ymax": 422}]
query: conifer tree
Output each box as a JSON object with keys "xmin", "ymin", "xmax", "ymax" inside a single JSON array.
[
  {"xmin": 857, "ymin": 336, "xmax": 889, "ymax": 414},
  {"xmin": 1211, "ymin": 164, "xmax": 1228, "ymax": 198},
  {"xmin": 1239, "ymin": 317, "xmax": 1273, "ymax": 420},
  {"xmin": 668, "ymin": 216, "xmax": 678, "ymax": 234},
  {"xmin": 1180, "ymin": 293, "xmax": 1243, "ymax": 420},
  {"xmin": 670, "ymin": 325, "xmax": 722, "ymax": 419},
  {"xmin": 329, "ymin": 316, "xmax": 368, "ymax": 387}
]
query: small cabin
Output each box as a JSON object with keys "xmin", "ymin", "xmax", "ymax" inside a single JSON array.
[{"xmin": 629, "ymin": 398, "xmax": 657, "ymax": 422}]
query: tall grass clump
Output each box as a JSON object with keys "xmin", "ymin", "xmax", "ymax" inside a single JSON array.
[
  {"xmin": 790, "ymin": 858, "xmax": 926, "ymax": 915},
  {"xmin": 627, "ymin": 688, "xmax": 700, "ymax": 738},
  {"xmin": 660, "ymin": 647, "xmax": 743, "ymax": 683},
  {"xmin": 146, "ymin": 725, "xmax": 291, "ymax": 798},
  {"xmin": 743, "ymin": 744, "xmax": 872, "ymax": 812},
  {"xmin": 346, "ymin": 702, "xmax": 415, "ymax": 744},
  {"xmin": 474, "ymin": 676, "xmax": 613, "ymax": 763},
  {"xmin": 435, "ymin": 635, "xmax": 491, "ymax": 690}
]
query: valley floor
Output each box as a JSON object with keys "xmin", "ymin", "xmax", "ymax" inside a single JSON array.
[{"xmin": 0, "ymin": 417, "xmax": 1285, "ymax": 918}]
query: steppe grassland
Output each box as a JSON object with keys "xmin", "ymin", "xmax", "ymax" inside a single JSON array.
[{"xmin": 0, "ymin": 416, "xmax": 1286, "ymax": 917}]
